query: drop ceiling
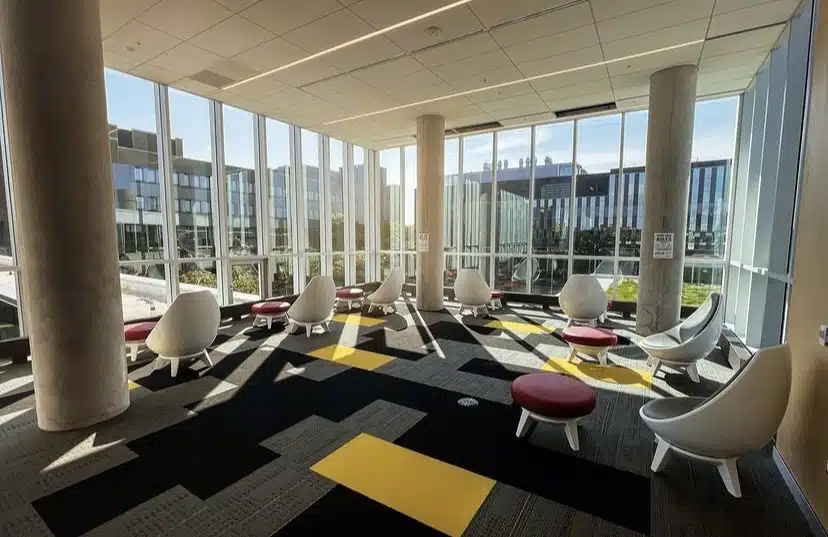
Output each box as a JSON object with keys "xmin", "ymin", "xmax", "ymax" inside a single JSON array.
[{"xmin": 101, "ymin": 0, "xmax": 803, "ymax": 148}]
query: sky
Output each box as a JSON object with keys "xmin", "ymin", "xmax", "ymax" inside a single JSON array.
[{"xmin": 104, "ymin": 68, "xmax": 739, "ymax": 226}]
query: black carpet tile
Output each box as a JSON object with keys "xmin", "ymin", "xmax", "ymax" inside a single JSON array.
[{"xmin": 459, "ymin": 357, "xmax": 531, "ymax": 382}]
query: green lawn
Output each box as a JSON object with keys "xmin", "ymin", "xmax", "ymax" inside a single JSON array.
[{"xmin": 609, "ymin": 279, "xmax": 720, "ymax": 307}]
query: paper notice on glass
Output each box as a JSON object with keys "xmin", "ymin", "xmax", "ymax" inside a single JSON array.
[
  {"xmin": 654, "ymin": 233, "xmax": 674, "ymax": 259},
  {"xmin": 418, "ymin": 232, "xmax": 429, "ymax": 253}
]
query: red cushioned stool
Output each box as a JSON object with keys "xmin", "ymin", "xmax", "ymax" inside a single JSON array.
[
  {"xmin": 251, "ymin": 301, "xmax": 290, "ymax": 330},
  {"xmin": 335, "ymin": 287, "xmax": 365, "ymax": 310},
  {"xmin": 560, "ymin": 326, "xmax": 618, "ymax": 367},
  {"xmin": 124, "ymin": 321, "xmax": 157, "ymax": 362},
  {"xmin": 490, "ymin": 290, "xmax": 505, "ymax": 309},
  {"xmin": 511, "ymin": 372, "xmax": 596, "ymax": 451}
]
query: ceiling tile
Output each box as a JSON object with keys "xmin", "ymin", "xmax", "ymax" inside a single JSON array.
[
  {"xmin": 189, "ymin": 15, "xmax": 274, "ymax": 58},
  {"xmin": 610, "ymin": 71, "xmax": 652, "ymax": 90},
  {"xmin": 499, "ymin": 111, "xmax": 558, "ymax": 127},
  {"xmin": 529, "ymin": 65, "xmax": 608, "ymax": 92},
  {"xmin": 602, "ymin": 19, "xmax": 709, "ymax": 62},
  {"xmin": 387, "ymin": 82, "xmax": 456, "ymax": 102},
  {"xmin": 430, "ymin": 49, "xmax": 514, "ymax": 81},
  {"xmin": 699, "ymin": 48, "xmax": 768, "ymax": 72},
  {"xmin": 707, "ymin": 0, "xmax": 799, "ymax": 37},
  {"xmin": 503, "ymin": 25, "xmax": 600, "ymax": 65},
  {"xmin": 103, "ymin": 50, "xmax": 142, "ymax": 71},
  {"xmin": 386, "ymin": 6, "xmax": 483, "ymax": 53},
  {"xmin": 469, "ymin": 0, "xmax": 575, "ymax": 27},
  {"xmin": 100, "ymin": 0, "xmax": 160, "ymax": 38},
  {"xmin": 414, "ymin": 33, "xmax": 500, "ymax": 68},
  {"xmin": 213, "ymin": 0, "xmax": 258, "ymax": 11},
  {"xmin": 489, "ymin": 101, "xmax": 550, "ymax": 120},
  {"xmin": 148, "ymin": 42, "xmax": 223, "ymax": 76},
  {"xmin": 376, "ymin": 69, "xmax": 446, "ymax": 91},
  {"xmin": 241, "ymin": 0, "xmax": 344, "ymax": 35},
  {"xmin": 172, "ymin": 77, "xmax": 221, "ymax": 96},
  {"xmin": 447, "ymin": 65, "xmax": 524, "ymax": 92},
  {"xmin": 325, "ymin": 37, "xmax": 404, "ymax": 71},
  {"xmin": 348, "ymin": 0, "xmax": 448, "ymax": 29},
  {"xmin": 130, "ymin": 62, "xmax": 179, "ymax": 83},
  {"xmin": 303, "ymin": 74, "xmax": 369, "ymax": 98},
  {"xmin": 208, "ymin": 58, "xmax": 259, "ymax": 81},
  {"xmin": 139, "ymin": 0, "xmax": 232, "ymax": 39},
  {"xmin": 596, "ymin": 0, "xmax": 714, "ymax": 43},
  {"xmin": 612, "ymin": 83, "xmax": 650, "ymax": 100},
  {"xmin": 713, "ymin": 0, "xmax": 795, "ymax": 15},
  {"xmin": 590, "ymin": 0, "xmax": 671, "ymax": 21},
  {"xmin": 516, "ymin": 46, "xmax": 604, "ymax": 78},
  {"xmin": 103, "ymin": 20, "xmax": 181, "ymax": 63},
  {"xmin": 543, "ymin": 90, "xmax": 616, "ymax": 113},
  {"xmin": 490, "ymin": 2, "xmax": 594, "ymax": 47},
  {"xmin": 226, "ymin": 76, "xmax": 291, "ymax": 99},
  {"xmin": 697, "ymin": 77, "xmax": 752, "ymax": 96},
  {"xmin": 447, "ymin": 113, "xmax": 497, "ymax": 128},
  {"xmin": 479, "ymin": 93, "xmax": 546, "ymax": 113},
  {"xmin": 537, "ymin": 77, "xmax": 613, "ymax": 102},
  {"xmin": 467, "ymin": 81, "xmax": 536, "ymax": 104},
  {"xmin": 415, "ymin": 98, "xmax": 482, "ymax": 116},
  {"xmin": 283, "ymin": 8, "xmax": 373, "ymax": 53},
  {"xmin": 702, "ymin": 23, "xmax": 784, "ymax": 57},
  {"xmin": 616, "ymin": 95, "xmax": 649, "ymax": 110},
  {"xmin": 352, "ymin": 57, "xmax": 428, "ymax": 85},
  {"xmin": 605, "ymin": 42, "xmax": 702, "ymax": 77},
  {"xmin": 231, "ymin": 37, "xmax": 308, "ymax": 72},
  {"xmin": 269, "ymin": 61, "xmax": 342, "ymax": 86}
]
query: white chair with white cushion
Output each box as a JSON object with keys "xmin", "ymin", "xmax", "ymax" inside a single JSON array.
[
  {"xmin": 639, "ymin": 293, "xmax": 723, "ymax": 383},
  {"xmin": 640, "ymin": 344, "xmax": 791, "ymax": 497},
  {"xmin": 287, "ymin": 275, "xmax": 336, "ymax": 337},
  {"xmin": 147, "ymin": 290, "xmax": 220, "ymax": 378},
  {"xmin": 454, "ymin": 268, "xmax": 492, "ymax": 317},
  {"xmin": 558, "ymin": 275, "xmax": 607, "ymax": 328},
  {"xmin": 367, "ymin": 267, "xmax": 404, "ymax": 314}
]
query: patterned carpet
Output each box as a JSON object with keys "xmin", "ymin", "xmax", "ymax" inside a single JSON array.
[{"xmin": 0, "ymin": 298, "xmax": 812, "ymax": 537}]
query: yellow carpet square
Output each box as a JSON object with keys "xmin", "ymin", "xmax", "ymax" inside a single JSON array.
[
  {"xmin": 128, "ymin": 381, "xmax": 141, "ymax": 390},
  {"xmin": 309, "ymin": 344, "xmax": 394, "ymax": 371},
  {"xmin": 484, "ymin": 319, "xmax": 554, "ymax": 334},
  {"xmin": 331, "ymin": 313, "xmax": 385, "ymax": 327},
  {"xmin": 312, "ymin": 433, "xmax": 495, "ymax": 537},
  {"xmin": 542, "ymin": 356, "xmax": 651, "ymax": 389}
]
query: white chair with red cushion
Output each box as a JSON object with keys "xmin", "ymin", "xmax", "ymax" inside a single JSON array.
[
  {"xmin": 490, "ymin": 290, "xmax": 505, "ymax": 309},
  {"xmin": 124, "ymin": 321, "xmax": 157, "ymax": 362},
  {"xmin": 146, "ymin": 290, "xmax": 220, "ymax": 377},
  {"xmin": 251, "ymin": 300, "xmax": 290, "ymax": 329}
]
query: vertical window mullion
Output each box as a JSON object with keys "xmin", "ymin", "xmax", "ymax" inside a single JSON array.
[
  {"xmin": 527, "ymin": 127, "xmax": 536, "ymax": 294},
  {"xmin": 292, "ymin": 126, "xmax": 305, "ymax": 290},
  {"xmin": 489, "ymin": 132, "xmax": 497, "ymax": 284},
  {"xmin": 568, "ymin": 121, "xmax": 578, "ymax": 277},
  {"xmin": 210, "ymin": 101, "xmax": 232, "ymax": 305},
  {"xmin": 155, "ymin": 83, "xmax": 178, "ymax": 303},
  {"xmin": 255, "ymin": 114, "xmax": 272, "ymax": 297},
  {"xmin": 614, "ymin": 113, "xmax": 626, "ymax": 299}
]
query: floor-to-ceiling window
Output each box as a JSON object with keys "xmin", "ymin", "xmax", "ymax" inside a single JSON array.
[
  {"xmin": 353, "ymin": 146, "xmax": 367, "ymax": 284},
  {"xmin": 494, "ymin": 128, "xmax": 532, "ymax": 292},
  {"xmin": 266, "ymin": 117, "xmax": 293, "ymax": 297},
  {"xmin": 404, "ymin": 144, "xmax": 417, "ymax": 281},
  {"xmin": 329, "ymin": 138, "xmax": 345, "ymax": 286},
  {"xmin": 378, "ymin": 147, "xmax": 401, "ymax": 277}
]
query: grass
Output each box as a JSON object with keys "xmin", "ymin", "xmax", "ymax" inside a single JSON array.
[{"xmin": 609, "ymin": 279, "xmax": 720, "ymax": 307}]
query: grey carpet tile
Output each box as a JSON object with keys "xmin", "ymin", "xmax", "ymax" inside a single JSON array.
[
  {"xmin": 81, "ymin": 486, "xmax": 204, "ymax": 537},
  {"xmin": 462, "ymin": 483, "xmax": 530, "ymax": 537},
  {"xmin": 285, "ymin": 359, "xmax": 350, "ymax": 382},
  {"xmin": 339, "ymin": 399, "xmax": 426, "ymax": 442},
  {"xmin": 260, "ymin": 415, "xmax": 360, "ymax": 467},
  {"xmin": 0, "ymin": 503, "xmax": 55, "ymax": 537},
  {"xmin": 187, "ymin": 387, "xmax": 240, "ymax": 413},
  {"xmin": 142, "ymin": 377, "xmax": 237, "ymax": 409}
]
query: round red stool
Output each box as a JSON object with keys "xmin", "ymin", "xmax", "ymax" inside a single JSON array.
[
  {"xmin": 251, "ymin": 301, "xmax": 290, "ymax": 329},
  {"xmin": 335, "ymin": 287, "xmax": 365, "ymax": 310},
  {"xmin": 124, "ymin": 321, "xmax": 157, "ymax": 362},
  {"xmin": 511, "ymin": 372, "xmax": 596, "ymax": 451},
  {"xmin": 490, "ymin": 290, "xmax": 505, "ymax": 309},
  {"xmin": 560, "ymin": 326, "xmax": 618, "ymax": 367}
]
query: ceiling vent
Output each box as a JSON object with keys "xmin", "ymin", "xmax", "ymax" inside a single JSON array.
[
  {"xmin": 554, "ymin": 102, "xmax": 617, "ymax": 118},
  {"xmin": 188, "ymin": 69, "xmax": 236, "ymax": 88},
  {"xmin": 445, "ymin": 121, "xmax": 503, "ymax": 136}
]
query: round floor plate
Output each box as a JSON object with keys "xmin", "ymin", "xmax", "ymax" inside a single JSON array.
[{"xmin": 457, "ymin": 397, "xmax": 479, "ymax": 407}]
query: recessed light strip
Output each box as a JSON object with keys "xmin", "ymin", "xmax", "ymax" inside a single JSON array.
[
  {"xmin": 223, "ymin": 0, "xmax": 472, "ymax": 91},
  {"xmin": 323, "ymin": 39, "xmax": 705, "ymax": 125}
]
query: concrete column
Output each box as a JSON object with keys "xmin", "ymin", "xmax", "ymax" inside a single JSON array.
[
  {"xmin": 0, "ymin": 0, "xmax": 129, "ymax": 430},
  {"xmin": 636, "ymin": 65, "xmax": 698, "ymax": 335},
  {"xmin": 416, "ymin": 115, "xmax": 445, "ymax": 310}
]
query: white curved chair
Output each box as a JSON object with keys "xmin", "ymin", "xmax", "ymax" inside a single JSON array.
[
  {"xmin": 640, "ymin": 344, "xmax": 791, "ymax": 497},
  {"xmin": 367, "ymin": 267, "xmax": 404, "ymax": 315},
  {"xmin": 558, "ymin": 275, "xmax": 607, "ymax": 327},
  {"xmin": 639, "ymin": 293, "xmax": 723, "ymax": 382},
  {"xmin": 147, "ymin": 290, "xmax": 220, "ymax": 377},
  {"xmin": 454, "ymin": 268, "xmax": 492, "ymax": 317},
  {"xmin": 288, "ymin": 275, "xmax": 336, "ymax": 337}
]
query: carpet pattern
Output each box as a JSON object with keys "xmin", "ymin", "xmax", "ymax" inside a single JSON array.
[{"xmin": 0, "ymin": 299, "xmax": 812, "ymax": 537}]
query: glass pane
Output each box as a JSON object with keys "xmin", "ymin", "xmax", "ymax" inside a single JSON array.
[
  {"xmin": 495, "ymin": 129, "xmax": 531, "ymax": 254},
  {"xmin": 267, "ymin": 118, "xmax": 292, "ymax": 253},
  {"xmin": 380, "ymin": 252, "xmax": 400, "ymax": 279},
  {"xmin": 445, "ymin": 139, "xmax": 459, "ymax": 251},
  {"xmin": 611, "ymin": 260, "xmax": 640, "ymax": 303},
  {"xmin": 688, "ymin": 98, "xmax": 739, "ymax": 259},
  {"xmin": 495, "ymin": 256, "xmax": 530, "ymax": 292},
  {"xmin": 682, "ymin": 263, "xmax": 724, "ymax": 306},
  {"xmin": 302, "ymin": 129, "xmax": 321, "ymax": 252},
  {"xmin": 404, "ymin": 145, "xmax": 417, "ymax": 251},
  {"xmin": 179, "ymin": 260, "xmax": 219, "ymax": 303},
  {"xmin": 404, "ymin": 253, "xmax": 416, "ymax": 285},
  {"xmin": 271, "ymin": 256, "xmax": 295, "ymax": 297},
  {"xmin": 330, "ymin": 139, "xmax": 345, "ymax": 251},
  {"xmin": 332, "ymin": 254, "xmax": 345, "ymax": 287},
  {"xmin": 461, "ymin": 134, "xmax": 493, "ymax": 254},
  {"xmin": 120, "ymin": 263, "xmax": 168, "ymax": 321},
  {"xmin": 534, "ymin": 258, "xmax": 568, "ymax": 296},
  {"xmin": 231, "ymin": 262, "xmax": 261, "ymax": 302},
  {"xmin": 379, "ymin": 148, "xmax": 401, "ymax": 250},
  {"xmin": 224, "ymin": 105, "xmax": 257, "ymax": 255},
  {"xmin": 306, "ymin": 254, "xmax": 321, "ymax": 284},
  {"xmin": 106, "ymin": 70, "xmax": 163, "ymax": 263},
  {"xmin": 355, "ymin": 252, "xmax": 366, "ymax": 284},
  {"xmin": 573, "ymin": 259, "xmax": 615, "ymax": 297},
  {"xmin": 533, "ymin": 122, "xmax": 573, "ymax": 255},
  {"xmin": 169, "ymin": 88, "xmax": 215, "ymax": 259},
  {"xmin": 620, "ymin": 111, "xmax": 648, "ymax": 257},
  {"xmin": 574, "ymin": 115, "xmax": 621, "ymax": 256},
  {"xmin": 460, "ymin": 256, "xmax": 490, "ymax": 285},
  {"xmin": 354, "ymin": 147, "xmax": 367, "ymax": 250},
  {"xmin": 0, "ymin": 270, "xmax": 20, "ymax": 339},
  {"xmin": 444, "ymin": 255, "xmax": 456, "ymax": 288}
]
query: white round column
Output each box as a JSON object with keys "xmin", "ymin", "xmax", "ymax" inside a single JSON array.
[{"xmin": 416, "ymin": 115, "xmax": 446, "ymax": 311}]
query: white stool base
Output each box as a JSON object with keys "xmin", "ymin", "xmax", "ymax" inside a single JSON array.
[
  {"xmin": 566, "ymin": 343, "xmax": 612, "ymax": 367},
  {"xmin": 515, "ymin": 408, "xmax": 583, "ymax": 451}
]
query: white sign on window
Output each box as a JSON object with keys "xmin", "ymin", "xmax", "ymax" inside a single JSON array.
[
  {"xmin": 418, "ymin": 232, "xmax": 429, "ymax": 253},
  {"xmin": 654, "ymin": 233, "xmax": 674, "ymax": 259}
]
